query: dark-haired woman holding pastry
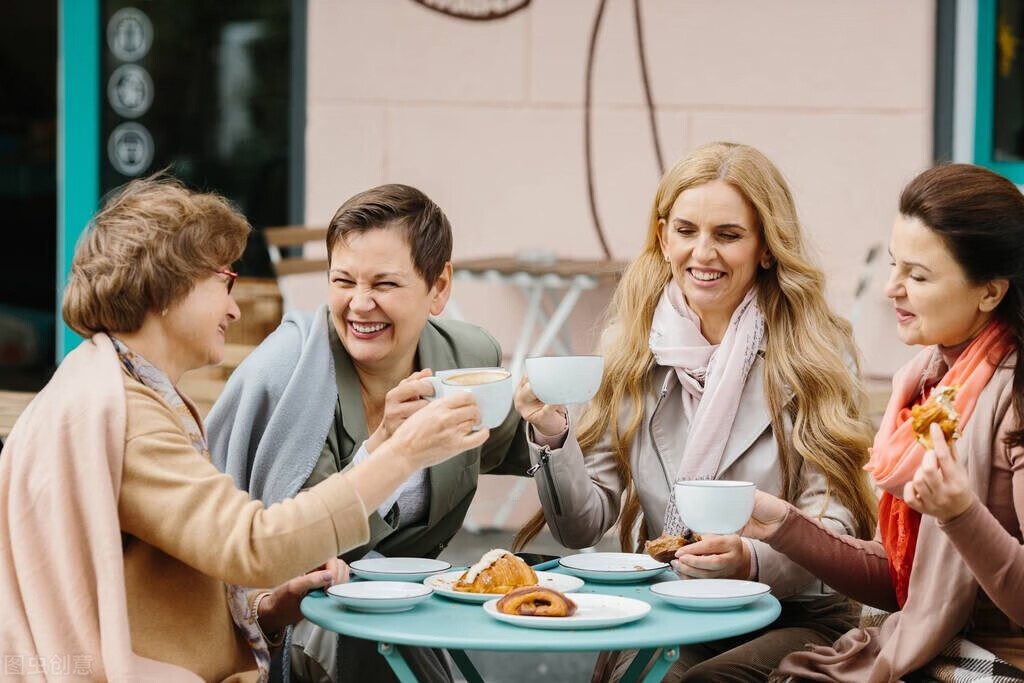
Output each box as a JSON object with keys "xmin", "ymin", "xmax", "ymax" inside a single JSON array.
[{"xmin": 740, "ymin": 163, "xmax": 1024, "ymax": 680}]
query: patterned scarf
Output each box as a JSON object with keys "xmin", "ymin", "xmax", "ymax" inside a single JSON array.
[
  {"xmin": 111, "ymin": 338, "xmax": 271, "ymax": 682},
  {"xmin": 863, "ymin": 320, "xmax": 1014, "ymax": 607},
  {"xmin": 648, "ymin": 284, "xmax": 765, "ymax": 535}
]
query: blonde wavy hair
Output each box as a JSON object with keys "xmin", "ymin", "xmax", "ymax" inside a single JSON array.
[{"xmin": 513, "ymin": 141, "xmax": 877, "ymax": 552}]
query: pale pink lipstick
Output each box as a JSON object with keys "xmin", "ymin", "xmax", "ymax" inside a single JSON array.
[{"xmin": 893, "ymin": 307, "xmax": 915, "ymax": 324}]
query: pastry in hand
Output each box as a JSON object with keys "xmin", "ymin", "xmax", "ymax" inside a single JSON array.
[
  {"xmin": 496, "ymin": 585, "xmax": 577, "ymax": 617},
  {"xmin": 453, "ymin": 549, "xmax": 538, "ymax": 594},
  {"xmin": 911, "ymin": 385, "xmax": 960, "ymax": 449},
  {"xmin": 644, "ymin": 534, "xmax": 688, "ymax": 562},
  {"xmin": 644, "ymin": 534, "xmax": 697, "ymax": 562}
]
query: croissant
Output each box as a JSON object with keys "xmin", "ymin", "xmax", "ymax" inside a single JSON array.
[
  {"xmin": 453, "ymin": 549, "xmax": 538, "ymax": 594},
  {"xmin": 496, "ymin": 585, "xmax": 577, "ymax": 617},
  {"xmin": 644, "ymin": 534, "xmax": 691, "ymax": 563},
  {"xmin": 912, "ymin": 385, "xmax": 960, "ymax": 449}
]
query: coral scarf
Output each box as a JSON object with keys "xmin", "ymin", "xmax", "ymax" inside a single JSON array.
[{"xmin": 864, "ymin": 320, "xmax": 1014, "ymax": 605}]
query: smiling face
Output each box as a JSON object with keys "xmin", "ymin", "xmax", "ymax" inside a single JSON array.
[
  {"xmin": 885, "ymin": 215, "xmax": 1005, "ymax": 348},
  {"xmin": 658, "ymin": 179, "xmax": 767, "ymax": 341},
  {"xmin": 163, "ymin": 269, "xmax": 240, "ymax": 376},
  {"xmin": 328, "ymin": 226, "xmax": 451, "ymax": 373}
]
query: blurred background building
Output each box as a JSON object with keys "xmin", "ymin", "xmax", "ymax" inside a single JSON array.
[{"xmin": 1, "ymin": 0, "xmax": 1020, "ymax": 392}]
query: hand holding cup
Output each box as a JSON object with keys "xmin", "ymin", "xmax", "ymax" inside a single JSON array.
[
  {"xmin": 388, "ymin": 392, "xmax": 489, "ymax": 469},
  {"xmin": 366, "ymin": 368, "xmax": 434, "ymax": 453},
  {"xmin": 514, "ymin": 375, "xmax": 568, "ymax": 437}
]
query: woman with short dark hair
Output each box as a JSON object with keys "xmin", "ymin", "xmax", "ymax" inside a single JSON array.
[{"xmin": 208, "ymin": 183, "xmax": 530, "ymax": 682}]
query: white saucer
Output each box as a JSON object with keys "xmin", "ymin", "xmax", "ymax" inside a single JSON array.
[
  {"xmin": 483, "ymin": 593, "xmax": 651, "ymax": 630},
  {"xmin": 424, "ymin": 570, "xmax": 584, "ymax": 603},
  {"xmin": 650, "ymin": 579, "xmax": 771, "ymax": 611},
  {"xmin": 326, "ymin": 581, "xmax": 433, "ymax": 613},
  {"xmin": 350, "ymin": 557, "xmax": 452, "ymax": 582},
  {"xmin": 558, "ymin": 552, "xmax": 669, "ymax": 583}
]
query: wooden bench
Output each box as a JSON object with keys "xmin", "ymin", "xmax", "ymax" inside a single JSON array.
[
  {"xmin": 0, "ymin": 390, "xmax": 37, "ymax": 440},
  {"xmin": 263, "ymin": 225, "xmax": 329, "ymax": 312}
]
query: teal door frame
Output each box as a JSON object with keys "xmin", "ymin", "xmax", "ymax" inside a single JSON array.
[
  {"xmin": 974, "ymin": 0, "xmax": 1024, "ymax": 183},
  {"xmin": 57, "ymin": 0, "xmax": 101, "ymax": 359}
]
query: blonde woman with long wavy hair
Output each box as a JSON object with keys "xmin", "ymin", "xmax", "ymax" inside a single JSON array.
[{"xmin": 512, "ymin": 142, "xmax": 878, "ymax": 682}]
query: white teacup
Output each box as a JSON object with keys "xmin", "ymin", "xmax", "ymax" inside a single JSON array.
[
  {"xmin": 673, "ymin": 480, "xmax": 756, "ymax": 535},
  {"xmin": 524, "ymin": 355, "xmax": 604, "ymax": 405},
  {"xmin": 425, "ymin": 367, "xmax": 514, "ymax": 429}
]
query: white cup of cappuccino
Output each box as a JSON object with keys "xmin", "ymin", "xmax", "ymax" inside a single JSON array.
[
  {"xmin": 424, "ymin": 367, "xmax": 514, "ymax": 429},
  {"xmin": 673, "ymin": 480, "xmax": 756, "ymax": 535},
  {"xmin": 524, "ymin": 355, "xmax": 604, "ymax": 405}
]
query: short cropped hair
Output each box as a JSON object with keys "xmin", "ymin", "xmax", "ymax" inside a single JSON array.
[
  {"xmin": 326, "ymin": 184, "xmax": 452, "ymax": 286},
  {"xmin": 62, "ymin": 174, "xmax": 252, "ymax": 337}
]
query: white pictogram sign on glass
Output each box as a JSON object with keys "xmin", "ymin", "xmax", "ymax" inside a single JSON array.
[
  {"xmin": 107, "ymin": 8, "xmax": 153, "ymax": 61},
  {"xmin": 107, "ymin": 64, "xmax": 153, "ymax": 118},
  {"xmin": 108, "ymin": 122, "xmax": 154, "ymax": 176}
]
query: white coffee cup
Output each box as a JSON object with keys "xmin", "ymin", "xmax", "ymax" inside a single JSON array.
[
  {"xmin": 673, "ymin": 480, "xmax": 756, "ymax": 535},
  {"xmin": 424, "ymin": 367, "xmax": 514, "ymax": 429},
  {"xmin": 524, "ymin": 355, "xmax": 604, "ymax": 405}
]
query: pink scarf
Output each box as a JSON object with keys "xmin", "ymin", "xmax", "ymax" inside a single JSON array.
[
  {"xmin": 0, "ymin": 335, "xmax": 198, "ymax": 681},
  {"xmin": 650, "ymin": 284, "xmax": 765, "ymax": 535}
]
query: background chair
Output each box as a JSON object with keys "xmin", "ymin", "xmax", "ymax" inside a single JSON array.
[{"xmin": 263, "ymin": 225, "xmax": 329, "ymax": 313}]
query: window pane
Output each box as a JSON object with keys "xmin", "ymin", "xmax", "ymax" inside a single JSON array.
[
  {"xmin": 993, "ymin": 0, "xmax": 1024, "ymax": 161},
  {"xmin": 101, "ymin": 1, "xmax": 296, "ymax": 276}
]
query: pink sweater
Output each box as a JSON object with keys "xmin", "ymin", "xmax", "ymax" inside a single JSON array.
[{"xmin": 765, "ymin": 367, "xmax": 1024, "ymax": 678}]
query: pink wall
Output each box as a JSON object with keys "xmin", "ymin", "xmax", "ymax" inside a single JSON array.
[{"xmin": 304, "ymin": 0, "xmax": 936, "ymax": 378}]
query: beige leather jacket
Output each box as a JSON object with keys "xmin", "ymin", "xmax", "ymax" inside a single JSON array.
[{"xmin": 529, "ymin": 354, "xmax": 859, "ymax": 600}]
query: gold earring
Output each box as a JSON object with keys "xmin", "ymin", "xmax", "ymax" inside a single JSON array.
[
  {"xmin": 161, "ymin": 308, "xmax": 168, "ymax": 316},
  {"xmin": 663, "ymin": 254, "xmax": 670, "ymax": 262}
]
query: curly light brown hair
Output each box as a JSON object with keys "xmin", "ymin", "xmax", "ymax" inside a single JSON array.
[{"xmin": 62, "ymin": 173, "xmax": 251, "ymax": 337}]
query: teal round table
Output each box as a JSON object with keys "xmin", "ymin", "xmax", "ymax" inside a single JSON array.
[{"xmin": 301, "ymin": 568, "xmax": 781, "ymax": 682}]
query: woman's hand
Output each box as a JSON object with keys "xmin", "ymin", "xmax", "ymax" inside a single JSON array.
[
  {"xmin": 903, "ymin": 422, "xmax": 975, "ymax": 523},
  {"xmin": 514, "ymin": 375, "xmax": 567, "ymax": 437},
  {"xmin": 257, "ymin": 558, "xmax": 349, "ymax": 637},
  {"xmin": 737, "ymin": 490, "xmax": 789, "ymax": 540},
  {"xmin": 672, "ymin": 534, "xmax": 751, "ymax": 580},
  {"xmin": 387, "ymin": 392, "xmax": 489, "ymax": 470},
  {"xmin": 366, "ymin": 369, "xmax": 433, "ymax": 453}
]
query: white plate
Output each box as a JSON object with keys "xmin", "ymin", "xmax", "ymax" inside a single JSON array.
[
  {"xmin": 483, "ymin": 593, "xmax": 651, "ymax": 630},
  {"xmin": 326, "ymin": 581, "xmax": 433, "ymax": 613},
  {"xmin": 650, "ymin": 579, "xmax": 771, "ymax": 611},
  {"xmin": 558, "ymin": 552, "xmax": 669, "ymax": 583},
  {"xmin": 424, "ymin": 570, "xmax": 584, "ymax": 603},
  {"xmin": 350, "ymin": 557, "xmax": 452, "ymax": 582}
]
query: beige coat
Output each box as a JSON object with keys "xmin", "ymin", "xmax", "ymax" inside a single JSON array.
[{"xmin": 530, "ymin": 354, "xmax": 858, "ymax": 600}]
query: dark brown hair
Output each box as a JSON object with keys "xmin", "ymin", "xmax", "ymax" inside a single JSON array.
[
  {"xmin": 62, "ymin": 173, "xmax": 251, "ymax": 337},
  {"xmin": 326, "ymin": 183, "xmax": 452, "ymax": 286},
  {"xmin": 899, "ymin": 163, "xmax": 1024, "ymax": 447}
]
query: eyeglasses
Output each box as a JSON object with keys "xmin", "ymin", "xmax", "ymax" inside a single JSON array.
[{"xmin": 214, "ymin": 268, "xmax": 238, "ymax": 294}]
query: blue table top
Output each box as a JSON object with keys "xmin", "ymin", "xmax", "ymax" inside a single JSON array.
[{"xmin": 301, "ymin": 568, "xmax": 781, "ymax": 652}]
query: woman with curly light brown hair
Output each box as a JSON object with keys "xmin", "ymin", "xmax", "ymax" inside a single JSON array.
[
  {"xmin": 513, "ymin": 141, "xmax": 878, "ymax": 681},
  {"xmin": 0, "ymin": 174, "xmax": 486, "ymax": 682}
]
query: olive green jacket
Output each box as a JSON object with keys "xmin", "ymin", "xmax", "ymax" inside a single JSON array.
[{"xmin": 304, "ymin": 314, "xmax": 530, "ymax": 562}]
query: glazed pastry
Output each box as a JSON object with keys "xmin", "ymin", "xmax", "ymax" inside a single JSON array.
[
  {"xmin": 453, "ymin": 549, "xmax": 538, "ymax": 594},
  {"xmin": 912, "ymin": 385, "xmax": 960, "ymax": 449},
  {"xmin": 496, "ymin": 585, "xmax": 577, "ymax": 617}
]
